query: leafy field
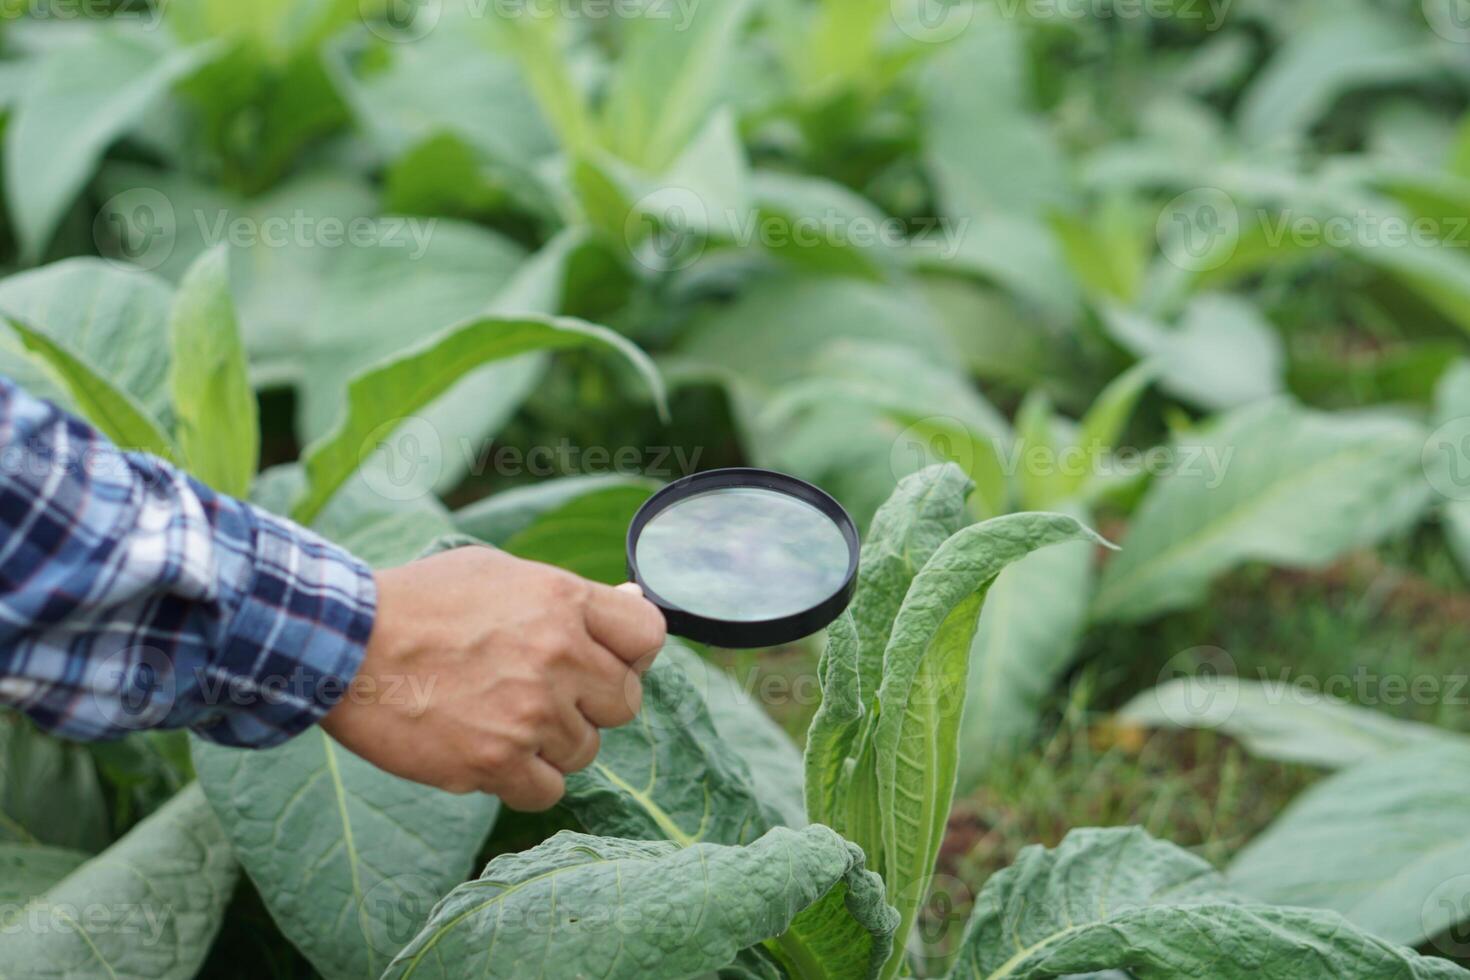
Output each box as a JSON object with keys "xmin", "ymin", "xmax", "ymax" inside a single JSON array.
[{"xmin": 2, "ymin": 0, "xmax": 1470, "ymax": 977}]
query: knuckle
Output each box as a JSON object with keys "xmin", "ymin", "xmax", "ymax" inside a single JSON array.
[{"xmin": 473, "ymin": 740, "xmax": 521, "ymax": 774}]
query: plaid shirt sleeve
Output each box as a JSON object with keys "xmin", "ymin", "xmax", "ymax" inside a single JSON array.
[{"xmin": 0, "ymin": 376, "xmax": 377, "ymax": 749}]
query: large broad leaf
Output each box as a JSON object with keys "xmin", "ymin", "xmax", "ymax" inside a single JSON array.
[
  {"xmin": 290, "ymin": 314, "xmax": 667, "ymax": 525},
  {"xmin": 1236, "ymin": 9, "xmax": 1448, "ymax": 148},
  {"xmin": 5, "ymin": 30, "xmax": 215, "ymax": 263},
  {"xmin": 805, "ymin": 465, "xmax": 974, "ymax": 857},
  {"xmin": 251, "ymin": 463, "xmax": 457, "ymax": 571},
  {"xmin": 0, "ymin": 783, "xmax": 236, "ymax": 980},
  {"xmin": 958, "ymin": 530, "xmax": 1095, "ymax": 790},
  {"xmin": 661, "ymin": 644, "xmax": 807, "ymax": 831},
  {"xmin": 1119, "ymin": 678, "xmax": 1459, "ymax": 770},
  {"xmin": 848, "ymin": 464, "xmax": 974, "ymax": 705},
  {"xmin": 562, "ymin": 656, "xmax": 778, "ymax": 847},
  {"xmin": 565, "ymin": 647, "xmax": 885, "ymax": 977},
  {"xmin": 599, "ymin": 0, "xmax": 756, "ymax": 171},
  {"xmin": 871, "ymin": 513, "xmax": 1109, "ymax": 979},
  {"xmin": 0, "ymin": 258, "xmax": 176, "ymax": 419},
  {"xmin": 1092, "ymin": 400, "xmax": 1429, "ymax": 622},
  {"xmin": 453, "ymin": 474, "xmax": 659, "ymax": 545},
  {"xmin": 921, "ymin": 8, "xmax": 1073, "ymax": 220},
  {"xmin": 676, "ymin": 276, "xmax": 956, "ymax": 390},
  {"xmin": 167, "ymin": 245, "xmax": 257, "ymax": 496},
  {"xmin": 1228, "ymin": 742, "xmax": 1470, "ymax": 947},
  {"xmin": 501, "ymin": 482, "xmax": 657, "ymax": 585},
  {"xmin": 382, "ymin": 826, "xmax": 896, "ymax": 980},
  {"xmin": 324, "ymin": 17, "xmax": 553, "ymax": 170},
  {"xmin": 947, "ymin": 826, "xmax": 1467, "ymax": 979},
  {"xmin": 4, "ymin": 315, "xmax": 179, "ymax": 461},
  {"xmin": 192, "ymin": 732, "xmax": 497, "ymax": 980},
  {"xmin": 0, "ymin": 713, "xmax": 108, "ymax": 852},
  {"xmin": 1100, "ymin": 295, "xmax": 1284, "ymax": 412}
]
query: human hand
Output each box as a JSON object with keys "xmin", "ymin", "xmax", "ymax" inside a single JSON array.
[{"xmin": 320, "ymin": 547, "xmax": 666, "ymax": 811}]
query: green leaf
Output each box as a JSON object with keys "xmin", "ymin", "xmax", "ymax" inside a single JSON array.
[
  {"xmin": 0, "ymin": 258, "xmax": 177, "ymax": 418},
  {"xmin": 921, "ymin": 9, "xmax": 1074, "ymax": 220},
  {"xmin": 600, "ymin": 0, "xmax": 756, "ymax": 171},
  {"xmin": 562, "ymin": 656, "xmax": 777, "ymax": 847},
  {"xmin": 848, "ymin": 464, "xmax": 974, "ymax": 702},
  {"xmin": 290, "ymin": 314, "xmax": 667, "ymax": 525},
  {"xmin": 948, "ymin": 826, "xmax": 1467, "ymax": 979},
  {"xmin": 1118, "ymin": 677, "xmax": 1459, "ymax": 770},
  {"xmin": 167, "ymin": 0, "xmax": 356, "ymax": 57},
  {"xmin": 0, "ymin": 713, "xmax": 108, "ymax": 852},
  {"xmin": 0, "ymin": 841, "xmax": 89, "ymax": 906},
  {"xmin": 192, "ymin": 731, "xmax": 497, "ymax": 980},
  {"xmin": 561, "ymin": 648, "xmax": 890, "ymax": 978},
  {"xmin": 959, "ymin": 527, "xmax": 1095, "ymax": 789},
  {"xmin": 1093, "ymin": 400, "xmax": 1429, "ymax": 622},
  {"xmin": 5, "ymin": 314, "xmax": 180, "ymax": 461},
  {"xmin": 383, "ymin": 826, "xmax": 895, "ymax": 980},
  {"xmin": 1100, "ymin": 295, "xmax": 1284, "ymax": 413},
  {"xmin": 1062, "ymin": 359, "xmax": 1158, "ymax": 502},
  {"xmin": 1228, "ymin": 742, "xmax": 1470, "ymax": 947},
  {"xmin": 0, "ymin": 783, "xmax": 236, "ymax": 980},
  {"xmin": 325, "ymin": 19, "xmax": 553, "ymax": 169},
  {"xmin": 5, "ymin": 31, "xmax": 216, "ymax": 263},
  {"xmin": 503, "ymin": 482, "xmax": 657, "ymax": 585},
  {"xmin": 661, "ymin": 644, "xmax": 808, "ymax": 831},
  {"xmin": 251, "ymin": 463, "xmax": 457, "ymax": 570},
  {"xmin": 872, "ymin": 513, "xmax": 1110, "ymax": 979},
  {"xmin": 167, "ymin": 246, "xmax": 257, "ymax": 496},
  {"xmin": 453, "ymin": 475, "xmax": 659, "ymax": 545}
]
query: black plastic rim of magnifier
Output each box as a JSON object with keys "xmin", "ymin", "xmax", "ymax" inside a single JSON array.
[{"xmin": 626, "ymin": 468, "xmax": 860, "ymax": 649}]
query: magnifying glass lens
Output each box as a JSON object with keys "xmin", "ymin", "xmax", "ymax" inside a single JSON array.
[{"xmin": 635, "ymin": 487, "xmax": 851, "ymax": 622}]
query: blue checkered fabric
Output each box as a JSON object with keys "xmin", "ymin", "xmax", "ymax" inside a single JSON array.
[{"xmin": 0, "ymin": 376, "xmax": 375, "ymax": 747}]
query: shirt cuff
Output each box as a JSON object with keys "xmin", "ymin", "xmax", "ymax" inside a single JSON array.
[{"xmin": 190, "ymin": 506, "xmax": 378, "ymax": 749}]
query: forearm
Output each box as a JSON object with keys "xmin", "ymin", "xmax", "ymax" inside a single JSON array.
[{"xmin": 0, "ymin": 376, "xmax": 375, "ymax": 747}]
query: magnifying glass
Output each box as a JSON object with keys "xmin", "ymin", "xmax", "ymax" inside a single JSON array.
[{"xmin": 626, "ymin": 468, "xmax": 859, "ymax": 648}]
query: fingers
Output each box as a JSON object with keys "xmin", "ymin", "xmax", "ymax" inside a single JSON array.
[
  {"xmin": 584, "ymin": 581, "xmax": 667, "ymax": 668},
  {"xmin": 576, "ymin": 643, "xmax": 644, "ymax": 728},
  {"xmin": 539, "ymin": 700, "xmax": 602, "ymax": 775},
  {"xmin": 490, "ymin": 754, "xmax": 566, "ymax": 812}
]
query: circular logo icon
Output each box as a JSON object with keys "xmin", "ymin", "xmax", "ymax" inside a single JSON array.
[
  {"xmin": 889, "ymin": 416, "xmax": 979, "ymax": 484},
  {"xmin": 1423, "ymin": 416, "xmax": 1470, "ymax": 502},
  {"xmin": 626, "ymin": 186, "xmax": 709, "ymax": 274},
  {"xmin": 359, "ymin": 873, "xmax": 443, "ymax": 957},
  {"xmin": 95, "ymin": 188, "xmax": 177, "ymax": 272},
  {"xmin": 91, "ymin": 646, "xmax": 176, "ymax": 731},
  {"xmin": 1157, "ymin": 187, "xmax": 1241, "ymax": 274},
  {"xmin": 1423, "ymin": 875, "xmax": 1470, "ymax": 957},
  {"xmin": 361, "ymin": 0, "xmax": 442, "ymax": 43},
  {"xmin": 1425, "ymin": 0, "xmax": 1470, "ymax": 43},
  {"xmin": 357, "ymin": 416, "xmax": 443, "ymax": 504},
  {"xmin": 893, "ymin": 0, "xmax": 977, "ymax": 44},
  {"xmin": 897, "ymin": 873, "xmax": 974, "ymax": 975},
  {"xmin": 632, "ymin": 645, "xmax": 723, "ymax": 737},
  {"xmin": 1153, "ymin": 646, "xmax": 1238, "ymax": 729}
]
